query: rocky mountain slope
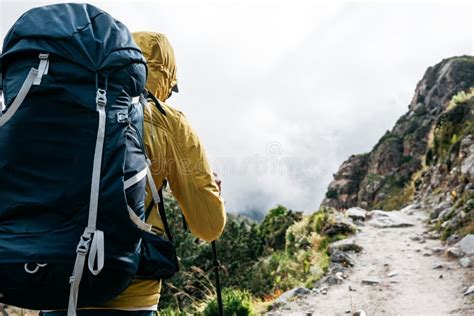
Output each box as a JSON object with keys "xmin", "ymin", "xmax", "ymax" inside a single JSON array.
[
  {"xmin": 321, "ymin": 56, "xmax": 474, "ymax": 226},
  {"xmin": 266, "ymin": 56, "xmax": 474, "ymax": 315}
]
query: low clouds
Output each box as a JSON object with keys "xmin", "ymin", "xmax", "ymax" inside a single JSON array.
[{"xmin": 1, "ymin": 0, "xmax": 473, "ymax": 214}]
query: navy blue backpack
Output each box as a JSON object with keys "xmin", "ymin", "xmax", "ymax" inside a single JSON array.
[{"xmin": 0, "ymin": 3, "xmax": 174, "ymax": 314}]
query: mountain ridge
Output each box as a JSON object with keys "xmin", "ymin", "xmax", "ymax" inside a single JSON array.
[{"xmin": 321, "ymin": 56, "xmax": 474, "ymax": 219}]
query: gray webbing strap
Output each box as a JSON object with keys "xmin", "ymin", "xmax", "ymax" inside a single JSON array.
[
  {"xmin": 67, "ymin": 233, "xmax": 91, "ymax": 315},
  {"xmin": 88, "ymin": 89, "xmax": 107, "ymax": 229},
  {"xmin": 128, "ymin": 205, "xmax": 152, "ymax": 232},
  {"xmin": 123, "ymin": 162, "xmax": 153, "ymax": 232},
  {"xmin": 124, "ymin": 168, "xmax": 147, "ymax": 190},
  {"xmin": 67, "ymin": 89, "xmax": 107, "ymax": 316},
  {"xmin": 87, "ymin": 230, "xmax": 104, "ymax": 275},
  {"xmin": 126, "ymin": 166, "xmax": 153, "ymax": 232},
  {"xmin": 0, "ymin": 54, "xmax": 49, "ymax": 126},
  {"xmin": 146, "ymin": 159, "xmax": 161, "ymax": 205},
  {"xmin": 0, "ymin": 69, "xmax": 37, "ymax": 126},
  {"xmin": 33, "ymin": 53, "xmax": 49, "ymax": 85}
]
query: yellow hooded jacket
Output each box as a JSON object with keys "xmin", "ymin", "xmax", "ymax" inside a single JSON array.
[{"xmin": 100, "ymin": 32, "xmax": 226, "ymax": 310}]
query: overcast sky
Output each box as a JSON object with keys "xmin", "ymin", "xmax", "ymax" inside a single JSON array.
[{"xmin": 1, "ymin": 0, "xmax": 473, "ymax": 215}]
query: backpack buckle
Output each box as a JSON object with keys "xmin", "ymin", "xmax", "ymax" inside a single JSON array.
[
  {"xmin": 76, "ymin": 233, "xmax": 92, "ymax": 254},
  {"xmin": 96, "ymin": 89, "xmax": 107, "ymax": 107}
]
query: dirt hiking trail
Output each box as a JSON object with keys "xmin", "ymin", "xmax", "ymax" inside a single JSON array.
[{"xmin": 269, "ymin": 207, "xmax": 474, "ymax": 316}]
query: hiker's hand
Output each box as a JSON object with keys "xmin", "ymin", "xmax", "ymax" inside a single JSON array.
[{"xmin": 213, "ymin": 172, "xmax": 222, "ymax": 195}]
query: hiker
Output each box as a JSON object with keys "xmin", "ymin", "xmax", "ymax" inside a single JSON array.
[
  {"xmin": 40, "ymin": 32, "xmax": 226, "ymax": 315},
  {"xmin": 0, "ymin": 3, "xmax": 224, "ymax": 313},
  {"xmin": 103, "ymin": 31, "xmax": 227, "ymax": 312}
]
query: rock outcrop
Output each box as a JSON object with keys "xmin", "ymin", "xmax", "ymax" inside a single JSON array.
[
  {"xmin": 321, "ymin": 56, "xmax": 474, "ymax": 220},
  {"xmin": 322, "ymin": 154, "xmax": 369, "ymax": 209}
]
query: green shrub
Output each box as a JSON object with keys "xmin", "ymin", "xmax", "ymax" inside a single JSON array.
[
  {"xmin": 447, "ymin": 88, "xmax": 474, "ymax": 110},
  {"xmin": 432, "ymin": 100, "xmax": 474, "ymax": 163},
  {"xmin": 258, "ymin": 205, "xmax": 303, "ymax": 252},
  {"xmin": 247, "ymin": 249, "xmax": 326, "ymax": 297},
  {"xmin": 247, "ymin": 209, "xmax": 336, "ymax": 298},
  {"xmin": 285, "ymin": 210, "xmax": 329, "ymax": 253},
  {"xmin": 312, "ymin": 210, "xmax": 330, "ymax": 234},
  {"xmin": 200, "ymin": 288, "xmax": 255, "ymax": 316}
]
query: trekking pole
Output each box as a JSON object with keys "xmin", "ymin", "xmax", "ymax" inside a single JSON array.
[{"xmin": 211, "ymin": 240, "xmax": 224, "ymax": 316}]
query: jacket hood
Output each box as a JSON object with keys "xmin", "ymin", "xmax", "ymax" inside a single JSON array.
[{"xmin": 133, "ymin": 32, "xmax": 177, "ymax": 102}]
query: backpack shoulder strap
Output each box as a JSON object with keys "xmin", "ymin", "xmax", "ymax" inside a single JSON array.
[
  {"xmin": 157, "ymin": 185, "xmax": 174, "ymax": 242},
  {"xmin": 146, "ymin": 90, "xmax": 167, "ymax": 116},
  {"xmin": 145, "ymin": 163, "xmax": 173, "ymax": 241}
]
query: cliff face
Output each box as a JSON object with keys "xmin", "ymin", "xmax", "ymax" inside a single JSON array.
[
  {"xmin": 321, "ymin": 56, "xmax": 474, "ymax": 213},
  {"xmin": 417, "ymin": 99, "xmax": 473, "ymax": 239}
]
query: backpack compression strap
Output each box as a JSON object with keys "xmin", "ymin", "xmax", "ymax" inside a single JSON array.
[
  {"xmin": 0, "ymin": 54, "xmax": 49, "ymax": 126},
  {"xmin": 145, "ymin": 160, "xmax": 173, "ymax": 238},
  {"xmin": 68, "ymin": 84, "xmax": 107, "ymax": 316}
]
